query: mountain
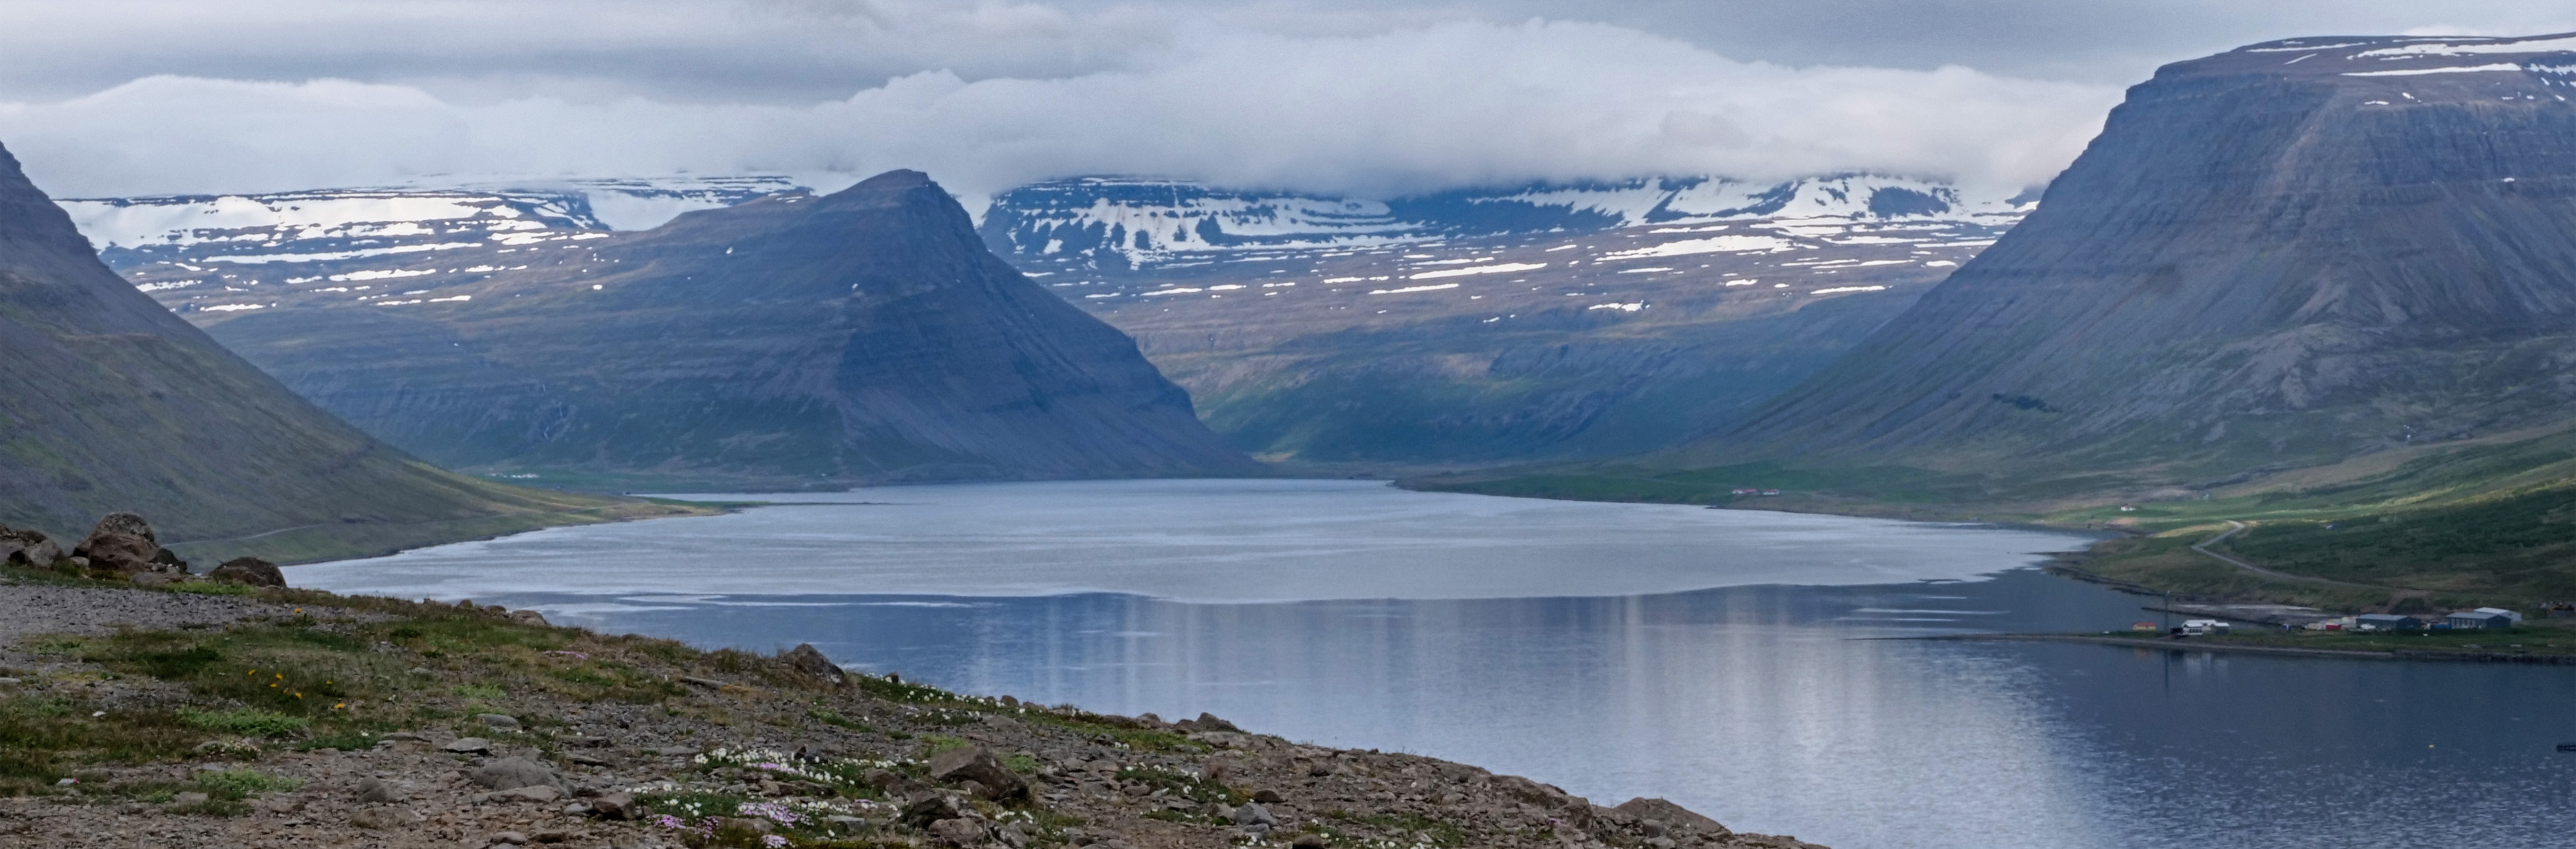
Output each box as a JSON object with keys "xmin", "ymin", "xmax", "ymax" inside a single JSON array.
[
  {"xmin": 79, "ymin": 173, "xmax": 2026, "ymax": 469},
  {"xmin": 1419, "ymin": 33, "xmax": 2576, "ymax": 557},
  {"xmin": 1701, "ymin": 33, "xmax": 2576, "ymax": 479},
  {"xmin": 0, "ymin": 141, "xmax": 679, "ymax": 565},
  {"xmin": 978, "ymin": 175, "xmax": 2029, "ymax": 464},
  {"xmin": 165, "ymin": 170, "xmax": 1255, "ymax": 487}
]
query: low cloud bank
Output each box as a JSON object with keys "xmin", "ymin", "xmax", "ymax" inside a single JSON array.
[{"xmin": 0, "ymin": 19, "xmax": 2117, "ymax": 203}]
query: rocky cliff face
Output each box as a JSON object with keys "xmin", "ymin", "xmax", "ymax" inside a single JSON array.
[
  {"xmin": 0, "ymin": 140, "xmax": 610, "ymax": 548},
  {"xmin": 194, "ymin": 170, "xmax": 1256, "ymax": 486},
  {"xmin": 1714, "ymin": 33, "xmax": 2576, "ymax": 482}
]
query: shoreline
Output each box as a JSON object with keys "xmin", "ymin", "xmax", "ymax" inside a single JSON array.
[
  {"xmin": 1898, "ymin": 632, "xmax": 2576, "ymax": 665},
  {"xmin": 0, "ymin": 566, "xmax": 1818, "ymax": 849}
]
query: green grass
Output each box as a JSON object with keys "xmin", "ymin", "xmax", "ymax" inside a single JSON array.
[{"xmin": 177, "ymin": 708, "xmax": 309, "ymax": 738}]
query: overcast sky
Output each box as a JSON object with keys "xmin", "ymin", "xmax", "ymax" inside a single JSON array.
[{"xmin": 0, "ymin": 0, "xmax": 2569, "ymax": 202}]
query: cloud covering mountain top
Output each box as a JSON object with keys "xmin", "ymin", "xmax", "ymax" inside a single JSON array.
[{"xmin": 0, "ymin": 1, "xmax": 2566, "ymax": 202}]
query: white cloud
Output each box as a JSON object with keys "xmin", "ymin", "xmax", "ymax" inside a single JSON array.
[{"xmin": 0, "ymin": 18, "xmax": 2114, "ymax": 203}]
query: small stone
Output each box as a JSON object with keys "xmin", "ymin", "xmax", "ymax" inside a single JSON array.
[
  {"xmin": 171, "ymin": 792, "xmax": 209, "ymax": 805},
  {"xmin": 1292, "ymin": 835, "xmax": 1329, "ymax": 849},
  {"xmin": 490, "ymin": 831, "xmax": 530, "ymax": 846},
  {"xmin": 476, "ymin": 714, "xmax": 522, "ymax": 732},
  {"xmin": 444, "ymin": 737, "xmax": 493, "ymax": 754},
  {"xmin": 407, "ymin": 667, "xmax": 436, "ymax": 676},
  {"xmin": 562, "ymin": 803, "xmax": 592, "ymax": 817}
]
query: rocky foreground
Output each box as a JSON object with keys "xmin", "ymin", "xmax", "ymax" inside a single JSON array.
[{"xmin": 0, "ymin": 566, "xmax": 1822, "ymax": 849}]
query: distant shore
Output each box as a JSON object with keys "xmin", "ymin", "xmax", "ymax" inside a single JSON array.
[{"xmin": 1901, "ymin": 632, "xmax": 2576, "ymax": 665}]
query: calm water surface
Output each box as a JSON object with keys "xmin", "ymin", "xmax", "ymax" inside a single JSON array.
[{"xmin": 294, "ymin": 480, "xmax": 2576, "ymax": 849}]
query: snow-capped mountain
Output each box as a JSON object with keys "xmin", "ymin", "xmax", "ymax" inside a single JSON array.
[
  {"xmin": 981, "ymin": 174, "xmax": 2029, "ymax": 270},
  {"xmin": 57, "ymin": 177, "xmax": 799, "ymax": 306},
  {"xmin": 65, "ymin": 170, "xmax": 2034, "ymax": 467}
]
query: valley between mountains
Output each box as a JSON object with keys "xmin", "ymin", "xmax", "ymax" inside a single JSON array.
[{"xmin": 39, "ymin": 31, "xmax": 2576, "ymax": 616}]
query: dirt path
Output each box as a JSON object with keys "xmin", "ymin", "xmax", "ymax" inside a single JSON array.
[{"xmin": 2190, "ymin": 521, "xmax": 2377, "ymax": 589}]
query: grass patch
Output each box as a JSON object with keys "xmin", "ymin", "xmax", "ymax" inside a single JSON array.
[{"xmin": 176, "ymin": 708, "xmax": 309, "ymax": 738}]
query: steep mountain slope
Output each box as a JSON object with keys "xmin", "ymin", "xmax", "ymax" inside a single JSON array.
[
  {"xmin": 182, "ymin": 170, "xmax": 1255, "ymax": 486},
  {"xmin": 0, "ymin": 141, "xmax": 666, "ymax": 563},
  {"xmin": 1678, "ymin": 33, "xmax": 2576, "ymax": 488},
  {"xmin": 980, "ymin": 176, "xmax": 2027, "ymax": 464}
]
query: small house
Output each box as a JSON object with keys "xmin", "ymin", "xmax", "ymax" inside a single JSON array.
[
  {"xmin": 2447, "ymin": 610, "xmax": 2516, "ymax": 630},
  {"xmin": 2180, "ymin": 619, "xmax": 2230, "ymax": 636},
  {"xmin": 2354, "ymin": 614, "xmax": 2423, "ymax": 632}
]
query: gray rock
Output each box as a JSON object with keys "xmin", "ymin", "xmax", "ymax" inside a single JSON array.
[
  {"xmin": 0, "ymin": 525, "xmax": 61, "ymax": 568},
  {"xmin": 499, "ymin": 785, "xmax": 562, "ymax": 803},
  {"xmin": 73, "ymin": 513, "xmax": 184, "ymax": 577},
  {"xmin": 899, "ymin": 795, "xmax": 965, "ymax": 828},
  {"xmin": 586, "ymin": 792, "xmax": 636, "ymax": 821},
  {"xmin": 929, "ymin": 816, "xmax": 988, "ymax": 847},
  {"xmin": 354, "ymin": 777, "xmax": 399, "ymax": 804},
  {"xmin": 443, "ymin": 737, "xmax": 493, "ymax": 753},
  {"xmin": 490, "ymin": 831, "xmax": 530, "ymax": 846},
  {"xmin": 471, "ymin": 756, "xmax": 565, "ymax": 792},
  {"xmin": 207, "ymin": 557, "xmax": 286, "ymax": 587},
  {"xmin": 787, "ymin": 643, "xmax": 850, "ymax": 686},
  {"xmin": 1613, "ymin": 797, "xmax": 1728, "ymax": 836},
  {"xmin": 928, "ymin": 744, "xmax": 1027, "ymax": 800},
  {"xmin": 171, "ymin": 791, "xmax": 209, "ymax": 805},
  {"xmin": 476, "ymin": 713, "xmax": 522, "ymax": 732},
  {"xmin": 1231, "ymin": 802, "xmax": 1277, "ymax": 828},
  {"xmin": 506, "ymin": 610, "xmax": 549, "ymax": 627}
]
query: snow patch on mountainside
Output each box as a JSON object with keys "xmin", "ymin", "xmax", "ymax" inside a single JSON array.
[{"xmin": 980, "ymin": 174, "xmax": 2028, "ymax": 270}]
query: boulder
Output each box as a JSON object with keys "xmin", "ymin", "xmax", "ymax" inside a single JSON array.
[
  {"xmin": 929, "ymin": 816, "xmax": 988, "ymax": 847},
  {"xmin": 928, "ymin": 745, "xmax": 1027, "ymax": 800},
  {"xmin": 1613, "ymin": 798, "xmax": 1728, "ymax": 837},
  {"xmin": 443, "ymin": 737, "xmax": 493, "ymax": 754},
  {"xmin": 586, "ymin": 792, "xmax": 636, "ymax": 821},
  {"xmin": 354, "ymin": 777, "xmax": 401, "ymax": 804},
  {"xmin": 471, "ymin": 756, "xmax": 566, "ymax": 792},
  {"xmin": 1177, "ymin": 712, "xmax": 1240, "ymax": 733},
  {"xmin": 899, "ymin": 795, "xmax": 965, "ymax": 828},
  {"xmin": 0, "ymin": 525, "xmax": 60, "ymax": 568},
  {"xmin": 786, "ymin": 643, "xmax": 850, "ymax": 686},
  {"xmin": 506, "ymin": 610, "xmax": 549, "ymax": 627},
  {"xmin": 72, "ymin": 512, "xmax": 184, "ymax": 576},
  {"xmin": 476, "ymin": 714, "xmax": 522, "ymax": 732},
  {"xmin": 207, "ymin": 557, "xmax": 286, "ymax": 587},
  {"xmin": 1231, "ymin": 802, "xmax": 1277, "ymax": 832}
]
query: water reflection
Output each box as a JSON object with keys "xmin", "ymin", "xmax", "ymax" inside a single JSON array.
[{"xmin": 472, "ymin": 570, "xmax": 2576, "ymax": 848}]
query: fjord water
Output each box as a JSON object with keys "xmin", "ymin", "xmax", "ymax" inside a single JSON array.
[{"xmin": 293, "ymin": 480, "xmax": 2576, "ymax": 849}]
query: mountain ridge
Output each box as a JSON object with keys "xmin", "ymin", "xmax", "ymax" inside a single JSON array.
[
  {"xmin": 182, "ymin": 169, "xmax": 1258, "ymax": 487},
  {"xmin": 0, "ymin": 140, "xmax": 682, "ymax": 564}
]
